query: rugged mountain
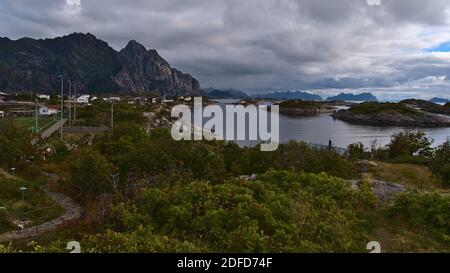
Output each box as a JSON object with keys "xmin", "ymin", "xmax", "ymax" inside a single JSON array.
[
  {"xmin": 204, "ymin": 87, "xmax": 250, "ymax": 99},
  {"xmin": 253, "ymin": 91, "xmax": 322, "ymax": 101},
  {"xmin": 326, "ymin": 92, "xmax": 377, "ymax": 102},
  {"xmin": 0, "ymin": 33, "xmax": 202, "ymax": 96},
  {"xmin": 430, "ymin": 97, "xmax": 450, "ymax": 104}
]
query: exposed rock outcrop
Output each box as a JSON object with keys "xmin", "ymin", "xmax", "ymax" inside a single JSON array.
[
  {"xmin": 332, "ymin": 102, "xmax": 450, "ymax": 127},
  {"xmin": 0, "ymin": 33, "xmax": 202, "ymax": 96},
  {"xmin": 333, "ymin": 110, "xmax": 450, "ymax": 127}
]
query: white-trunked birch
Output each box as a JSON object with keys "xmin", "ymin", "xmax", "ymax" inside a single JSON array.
[{"xmin": 171, "ymin": 97, "xmax": 279, "ymax": 151}]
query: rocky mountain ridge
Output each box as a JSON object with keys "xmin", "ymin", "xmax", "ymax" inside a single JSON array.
[{"xmin": 0, "ymin": 33, "xmax": 202, "ymax": 96}]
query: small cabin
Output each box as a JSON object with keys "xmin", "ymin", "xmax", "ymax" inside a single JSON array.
[
  {"xmin": 39, "ymin": 106, "xmax": 58, "ymax": 116},
  {"xmin": 76, "ymin": 95, "xmax": 90, "ymax": 104}
]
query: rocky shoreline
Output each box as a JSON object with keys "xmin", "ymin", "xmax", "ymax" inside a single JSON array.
[
  {"xmin": 332, "ymin": 110, "xmax": 450, "ymax": 127},
  {"xmin": 278, "ymin": 101, "xmax": 337, "ymax": 117},
  {"xmin": 280, "ymin": 106, "xmax": 335, "ymax": 116}
]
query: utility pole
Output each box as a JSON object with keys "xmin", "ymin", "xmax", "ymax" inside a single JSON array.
[
  {"xmin": 73, "ymin": 83, "xmax": 77, "ymax": 124},
  {"xmin": 59, "ymin": 75, "xmax": 64, "ymax": 141},
  {"xmin": 111, "ymin": 102, "xmax": 114, "ymax": 129},
  {"xmin": 68, "ymin": 80, "xmax": 72, "ymax": 128},
  {"xmin": 35, "ymin": 99, "xmax": 38, "ymax": 133}
]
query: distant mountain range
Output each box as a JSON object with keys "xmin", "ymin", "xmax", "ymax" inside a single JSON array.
[
  {"xmin": 204, "ymin": 88, "xmax": 250, "ymax": 99},
  {"xmin": 253, "ymin": 91, "xmax": 322, "ymax": 101},
  {"xmin": 0, "ymin": 33, "xmax": 202, "ymax": 96},
  {"xmin": 430, "ymin": 97, "xmax": 449, "ymax": 104},
  {"xmin": 326, "ymin": 92, "xmax": 378, "ymax": 102},
  {"xmin": 204, "ymin": 90, "xmax": 381, "ymax": 102}
]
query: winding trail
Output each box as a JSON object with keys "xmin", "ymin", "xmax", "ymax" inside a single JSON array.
[{"xmin": 0, "ymin": 174, "xmax": 81, "ymax": 242}]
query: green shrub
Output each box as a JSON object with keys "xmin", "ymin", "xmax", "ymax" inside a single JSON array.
[
  {"xmin": 347, "ymin": 142, "xmax": 371, "ymax": 160},
  {"xmin": 386, "ymin": 130, "xmax": 433, "ymax": 161},
  {"xmin": 390, "ymin": 191, "xmax": 450, "ymax": 242},
  {"xmin": 100, "ymin": 170, "xmax": 376, "ymax": 253},
  {"xmin": 430, "ymin": 141, "xmax": 450, "ymax": 187}
]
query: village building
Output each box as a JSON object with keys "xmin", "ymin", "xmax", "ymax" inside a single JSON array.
[
  {"xmin": 76, "ymin": 95, "xmax": 90, "ymax": 104},
  {"xmin": 37, "ymin": 94, "xmax": 51, "ymax": 100},
  {"xmin": 0, "ymin": 111, "xmax": 4, "ymax": 118},
  {"xmin": 39, "ymin": 105, "xmax": 59, "ymax": 116},
  {"xmin": 108, "ymin": 97, "xmax": 121, "ymax": 103}
]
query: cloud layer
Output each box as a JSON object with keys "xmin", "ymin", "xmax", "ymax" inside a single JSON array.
[{"xmin": 1, "ymin": 0, "xmax": 450, "ymax": 99}]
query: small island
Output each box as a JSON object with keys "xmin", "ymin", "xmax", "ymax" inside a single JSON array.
[
  {"xmin": 254, "ymin": 91, "xmax": 323, "ymax": 101},
  {"xmin": 326, "ymin": 92, "xmax": 378, "ymax": 102},
  {"xmin": 430, "ymin": 97, "xmax": 450, "ymax": 104},
  {"xmin": 278, "ymin": 100, "xmax": 336, "ymax": 116},
  {"xmin": 332, "ymin": 102, "xmax": 450, "ymax": 127},
  {"xmin": 401, "ymin": 99, "xmax": 450, "ymax": 115}
]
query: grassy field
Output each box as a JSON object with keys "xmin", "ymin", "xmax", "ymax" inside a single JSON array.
[
  {"xmin": 15, "ymin": 117, "xmax": 57, "ymax": 133},
  {"xmin": 367, "ymin": 161, "xmax": 447, "ymax": 191},
  {"xmin": 0, "ymin": 171, "xmax": 64, "ymax": 234}
]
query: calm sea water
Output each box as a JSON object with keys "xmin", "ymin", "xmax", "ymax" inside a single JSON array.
[
  {"xmin": 277, "ymin": 112, "xmax": 450, "ymax": 149},
  {"xmin": 212, "ymin": 100, "xmax": 450, "ymax": 149}
]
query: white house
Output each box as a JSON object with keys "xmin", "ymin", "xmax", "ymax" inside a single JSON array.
[
  {"xmin": 39, "ymin": 106, "xmax": 58, "ymax": 116},
  {"xmin": 77, "ymin": 95, "xmax": 90, "ymax": 104},
  {"xmin": 0, "ymin": 92, "xmax": 7, "ymax": 102},
  {"xmin": 163, "ymin": 97, "xmax": 173, "ymax": 103},
  {"xmin": 184, "ymin": 96, "xmax": 192, "ymax": 102},
  {"xmin": 151, "ymin": 98, "xmax": 159, "ymax": 104},
  {"xmin": 0, "ymin": 111, "xmax": 4, "ymax": 118},
  {"xmin": 108, "ymin": 97, "xmax": 121, "ymax": 103},
  {"xmin": 37, "ymin": 94, "xmax": 50, "ymax": 100}
]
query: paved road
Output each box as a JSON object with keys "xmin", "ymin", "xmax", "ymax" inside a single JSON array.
[
  {"xmin": 41, "ymin": 118, "xmax": 67, "ymax": 139},
  {"xmin": 31, "ymin": 118, "xmax": 67, "ymax": 145}
]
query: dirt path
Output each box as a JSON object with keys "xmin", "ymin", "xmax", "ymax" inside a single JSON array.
[
  {"xmin": 0, "ymin": 185, "xmax": 81, "ymax": 242},
  {"xmin": 31, "ymin": 119, "xmax": 67, "ymax": 145}
]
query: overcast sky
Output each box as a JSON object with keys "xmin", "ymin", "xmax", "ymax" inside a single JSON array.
[{"xmin": 1, "ymin": 0, "xmax": 450, "ymax": 100}]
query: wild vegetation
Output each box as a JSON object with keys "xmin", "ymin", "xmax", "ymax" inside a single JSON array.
[
  {"xmin": 0, "ymin": 173, "xmax": 64, "ymax": 234},
  {"xmin": 0, "ymin": 105, "xmax": 448, "ymax": 253}
]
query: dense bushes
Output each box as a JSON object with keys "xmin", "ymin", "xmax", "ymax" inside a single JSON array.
[
  {"xmin": 95, "ymin": 171, "xmax": 376, "ymax": 252},
  {"xmin": 65, "ymin": 148, "xmax": 115, "ymax": 199},
  {"xmin": 0, "ymin": 119, "xmax": 33, "ymax": 169},
  {"xmin": 430, "ymin": 141, "xmax": 450, "ymax": 187},
  {"xmin": 386, "ymin": 130, "xmax": 433, "ymax": 160},
  {"xmin": 62, "ymin": 126, "xmax": 358, "ymax": 201},
  {"xmin": 390, "ymin": 191, "xmax": 450, "ymax": 243},
  {"xmin": 347, "ymin": 142, "xmax": 371, "ymax": 160}
]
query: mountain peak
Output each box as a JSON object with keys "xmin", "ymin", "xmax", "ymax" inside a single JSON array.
[
  {"xmin": 124, "ymin": 40, "xmax": 147, "ymax": 53},
  {"xmin": 62, "ymin": 32, "xmax": 98, "ymax": 41},
  {"xmin": 326, "ymin": 92, "xmax": 378, "ymax": 102},
  {"xmin": 0, "ymin": 33, "xmax": 202, "ymax": 96}
]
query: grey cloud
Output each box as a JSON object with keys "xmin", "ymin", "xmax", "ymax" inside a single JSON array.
[{"xmin": 1, "ymin": 0, "xmax": 450, "ymax": 99}]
